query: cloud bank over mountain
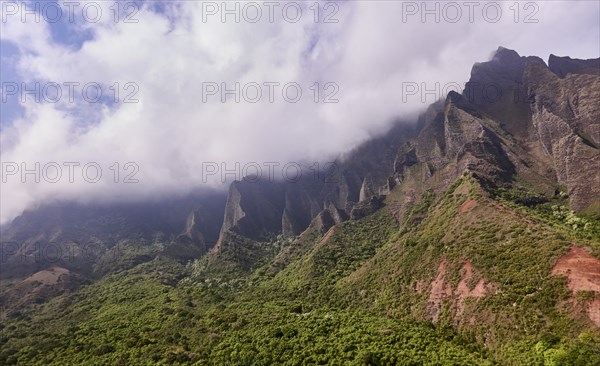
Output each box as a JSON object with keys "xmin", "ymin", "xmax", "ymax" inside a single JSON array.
[{"xmin": 1, "ymin": 0, "xmax": 599, "ymax": 223}]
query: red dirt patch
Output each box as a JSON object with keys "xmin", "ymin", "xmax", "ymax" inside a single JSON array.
[
  {"xmin": 588, "ymin": 299, "xmax": 600, "ymax": 327},
  {"xmin": 459, "ymin": 199, "xmax": 477, "ymax": 213},
  {"xmin": 455, "ymin": 262, "xmax": 492, "ymax": 315},
  {"xmin": 427, "ymin": 260, "xmax": 495, "ymax": 322},
  {"xmin": 427, "ymin": 260, "xmax": 453, "ymax": 322},
  {"xmin": 551, "ymin": 246, "xmax": 600, "ymax": 293},
  {"xmin": 551, "ymin": 245, "xmax": 600, "ymax": 327}
]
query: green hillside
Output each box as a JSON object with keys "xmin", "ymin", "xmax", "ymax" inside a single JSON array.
[{"xmin": 2, "ymin": 175, "xmax": 598, "ymax": 365}]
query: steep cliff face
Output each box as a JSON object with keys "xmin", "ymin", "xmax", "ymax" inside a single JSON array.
[
  {"xmin": 220, "ymin": 180, "xmax": 286, "ymax": 239},
  {"xmin": 398, "ymin": 49, "xmax": 598, "ymax": 216},
  {"xmin": 213, "ymin": 47, "xmax": 599, "ymax": 269},
  {"xmin": 395, "ymin": 91, "xmax": 516, "ymax": 190},
  {"xmin": 461, "ymin": 48, "xmax": 599, "ymax": 213},
  {"xmin": 464, "ymin": 48, "xmax": 533, "ymax": 134},
  {"xmin": 214, "ymin": 122, "xmax": 419, "ymax": 247},
  {"xmin": 524, "ymin": 59, "xmax": 600, "ymax": 212}
]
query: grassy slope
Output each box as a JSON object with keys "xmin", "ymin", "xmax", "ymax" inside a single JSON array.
[
  {"xmin": 1, "ymin": 177, "xmax": 599, "ymax": 365},
  {"xmin": 334, "ymin": 176, "xmax": 600, "ymax": 365}
]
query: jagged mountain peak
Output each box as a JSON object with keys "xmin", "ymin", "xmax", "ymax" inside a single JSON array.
[
  {"xmin": 471, "ymin": 47, "xmax": 539, "ymax": 83},
  {"xmin": 548, "ymin": 53, "xmax": 600, "ymax": 78},
  {"xmin": 216, "ymin": 48, "xmax": 599, "ymax": 250},
  {"xmin": 491, "ymin": 46, "xmax": 522, "ymax": 63}
]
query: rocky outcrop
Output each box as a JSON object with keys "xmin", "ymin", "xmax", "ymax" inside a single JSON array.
[
  {"xmin": 310, "ymin": 204, "xmax": 348, "ymax": 236},
  {"xmin": 393, "ymin": 88, "xmax": 515, "ymax": 204},
  {"xmin": 216, "ymin": 48, "xmax": 599, "ymax": 256},
  {"xmin": 391, "ymin": 48, "xmax": 599, "ymax": 214},
  {"xmin": 524, "ymin": 59, "xmax": 600, "ymax": 212},
  {"xmin": 220, "ymin": 181, "xmax": 286, "ymax": 240},
  {"xmin": 181, "ymin": 210, "xmax": 205, "ymax": 243},
  {"xmin": 350, "ymin": 195, "xmax": 385, "ymax": 220},
  {"xmin": 463, "ymin": 46, "xmax": 539, "ymax": 138},
  {"xmin": 359, "ymin": 174, "xmax": 377, "ymax": 202},
  {"xmin": 549, "ymin": 55, "xmax": 600, "ymax": 78},
  {"xmin": 217, "ymin": 123, "xmax": 418, "ymax": 242},
  {"xmin": 281, "ymin": 186, "xmax": 323, "ymax": 237}
]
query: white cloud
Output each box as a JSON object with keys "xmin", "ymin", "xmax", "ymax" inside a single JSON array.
[{"xmin": 1, "ymin": 0, "xmax": 599, "ymax": 223}]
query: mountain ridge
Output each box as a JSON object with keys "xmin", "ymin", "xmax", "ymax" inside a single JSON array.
[{"xmin": 1, "ymin": 47, "xmax": 599, "ymax": 365}]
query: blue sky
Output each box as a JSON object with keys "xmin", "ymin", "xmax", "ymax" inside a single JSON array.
[{"xmin": 1, "ymin": 0, "xmax": 138, "ymax": 125}]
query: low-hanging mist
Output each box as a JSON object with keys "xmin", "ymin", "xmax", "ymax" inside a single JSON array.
[{"xmin": 1, "ymin": 0, "xmax": 599, "ymax": 224}]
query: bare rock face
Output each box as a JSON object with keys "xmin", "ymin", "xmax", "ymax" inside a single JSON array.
[
  {"xmin": 549, "ymin": 54, "xmax": 600, "ymax": 78},
  {"xmin": 394, "ymin": 90, "xmax": 515, "ymax": 199},
  {"xmin": 524, "ymin": 59, "xmax": 600, "ymax": 212},
  {"xmin": 388, "ymin": 48, "xmax": 599, "ymax": 219},
  {"xmin": 281, "ymin": 186, "xmax": 322, "ymax": 237},
  {"xmin": 359, "ymin": 174, "xmax": 376, "ymax": 202},
  {"xmin": 181, "ymin": 210, "xmax": 206, "ymax": 243},
  {"xmin": 350, "ymin": 195, "xmax": 385, "ymax": 220},
  {"xmin": 463, "ymin": 46, "xmax": 540, "ymax": 138},
  {"xmin": 208, "ymin": 48, "xmax": 600, "ymax": 266},
  {"xmin": 220, "ymin": 180, "xmax": 286, "ymax": 240},
  {"xmin": 310, "ymin": 204, "xmax": 349, "ymax": 236},
  {"xmin": 218, "ymin": 123, "xmax": 418, "ymax": 241},
  {"xmin": 173, "ymin": 205, "xmax": 228, "ymax": 257}
]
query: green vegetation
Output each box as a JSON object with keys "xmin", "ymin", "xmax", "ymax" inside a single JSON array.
[
  {"xmin": 0, "ymin": 258, "xmax": 491, "ymax": 365},
  {"xmin": 494, "ymin": 185, "xmax": 600, "ymax": 250},
  {"xmin": 1, "ymin": 177, "xmax": 599, "ymax": 365}
]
